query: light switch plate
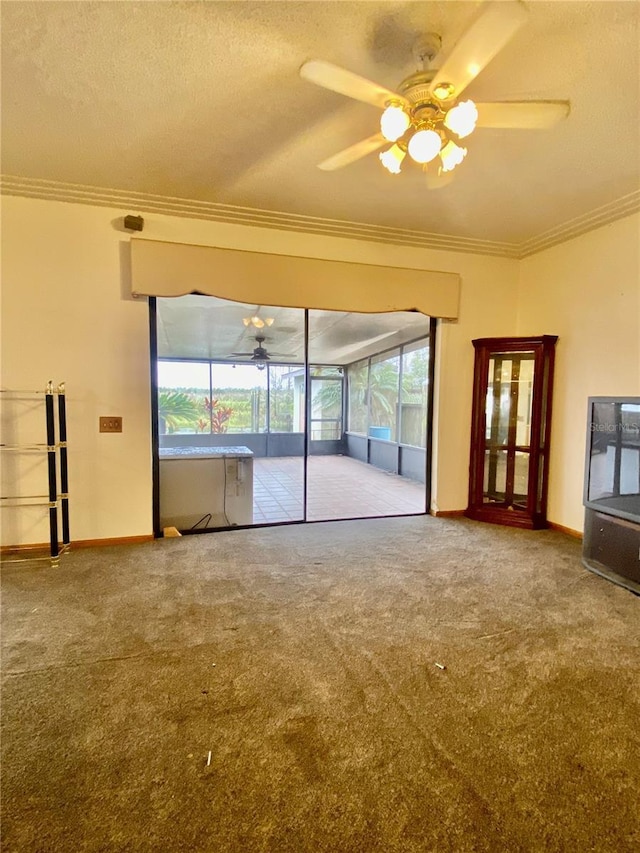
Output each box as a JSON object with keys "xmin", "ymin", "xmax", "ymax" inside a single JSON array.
[{"xmin": 100, "ymin": 416, "xmax": 123, "ymax": 433}]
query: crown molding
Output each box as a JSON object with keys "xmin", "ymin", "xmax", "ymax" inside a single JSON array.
[
  {"xmin": 1, "ymin": 175, "xmax": 638, "ymax": 260},
  {"xmin": 518, "ymin": 189, "xmax": 640, "ymax": 257},
  {"xmin": 0, "ymin": 176, "xmax": 517, "ymax": 258}
]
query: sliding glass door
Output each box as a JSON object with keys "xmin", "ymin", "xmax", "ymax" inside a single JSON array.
[
  {"xmin": 151, "ymin": 297, "xmax": 434, "ymax": 535},
  {"xmin": 305, "ymin": 310, "xmax": 431, "ymax": 522}
]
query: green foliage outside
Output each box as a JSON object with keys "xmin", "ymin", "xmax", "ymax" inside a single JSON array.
[
  {"xmin": 400, "ymin": 347, "xmax": 428, "ymax": 447},
  {"xmin": 158, "ymin": 385, "xmax": 296, "ymax": 434},
  {"xmin": 369, "ymin": 358, "xmax": 400, "ymax": 429},
  {"xmin": 157, "ymin": 390, "xmax": 224, "ymax": 434},
  {"xmin": 157, "ymin": 390, "xmax": 201, "ymax": 434},
  {"xmin": 345, "ymin": 345, "xmax": 429, "ymax": 447},
  {"xmin": 270, "ymin": 387, "xmax": 295, "ymax": 431},
  {"xmin": 157, "ymin": 345, "xmax": 428, "ymax": 441}
]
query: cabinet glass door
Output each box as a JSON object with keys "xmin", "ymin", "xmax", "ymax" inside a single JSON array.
[
  {"xmin": 467, "ymin": 335, "xmax": 557, "ymax": 529},
  {"xmin": 483, "ymin": 352, "xmax": 535, "ymax": 509}
]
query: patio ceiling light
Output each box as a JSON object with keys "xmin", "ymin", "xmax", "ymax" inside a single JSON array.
[{"xmin": 243, "ymin": 315, "xmax": 274, "ymax": 330}]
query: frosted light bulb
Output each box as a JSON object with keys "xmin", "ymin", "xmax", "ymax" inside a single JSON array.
[
  {"xmin": 407, "ymin": 129, "xmax": 441, "ymax": 164},
  {"xmin": 443, "ymin": 100, "xmax": 478, "ymax": 139},
  {"xmin": 379, "ymin": 144, "xmax": 406, "ymax": 174},
  {"xmin": 439, "ymin": 140, "xmax": 467, "ymax": 172},
  {"xmin": 380, "ymin": 105, "xmax": 410, "ymax": 142}
]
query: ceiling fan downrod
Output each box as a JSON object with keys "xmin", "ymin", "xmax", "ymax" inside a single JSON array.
[{"xmin": 412, "ymin": 33, "xmax": 441, "ymax": 71}]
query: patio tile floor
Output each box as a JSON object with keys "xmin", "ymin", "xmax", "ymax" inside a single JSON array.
[{"xmin": 252, "ymin": 455, "xmax": 426, "ymax": 524}]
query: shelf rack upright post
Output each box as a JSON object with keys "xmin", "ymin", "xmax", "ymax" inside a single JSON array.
[{"xmin": 0, "ymin": 381, "xmax": 70, "ymax": 567}]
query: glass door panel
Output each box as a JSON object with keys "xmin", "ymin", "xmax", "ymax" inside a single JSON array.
[
  {"xmin": 482, "ymin": 351, "xmax": 535, "ymax": 509},
  {"xmin": 516, "ymin": 359, "xmax": 535, "ymax": 446},
  {"xmin": 513, "ymin": 450, "xmax": 530, "ymax": 508},
  {"xmin": 483, "ymin": 448, "xmax": 508, "ymax": 501},
  {"xmin": 310, "ymin": 371, "xmax": 343, "ymax": 441},
  {"xmin": 255, "ymin": 358, "xmax": 305, "ymax": 525},
  {"xmin": 157, "ymin": 361, "xmax": 211, "ymax": 437},
  {"xmin": 155, "ymin": 295, "xmax": 305, "ymax": 532},
  {"xmin": 400, "ymin": 341, "xmax": 429, "ymax": 448},
  {"xmin": 467, "ymin": 336, "xmax": 557, "ymax": 529},
  {"xmin": 306, "ymin": 309, "xmax": 429, "ymax": 522}
]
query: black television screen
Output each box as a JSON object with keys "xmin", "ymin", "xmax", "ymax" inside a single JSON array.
[{"xmin": 584, "ymin": 397, "xmax": 640, "ymax": 523}]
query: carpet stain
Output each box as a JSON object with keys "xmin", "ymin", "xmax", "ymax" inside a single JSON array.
[{"xmin": 281, "ymin": 715, "xmax": 327, "ymax": 783}]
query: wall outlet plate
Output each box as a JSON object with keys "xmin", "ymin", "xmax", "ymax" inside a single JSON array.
[{"xmin": 100, "ymin": 416, "xmax": 123, "ymax": 433}]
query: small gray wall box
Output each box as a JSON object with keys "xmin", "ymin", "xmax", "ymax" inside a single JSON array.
[{"xmin": 124, "ymin": 215, "xmax": 144, "ymax": 232}]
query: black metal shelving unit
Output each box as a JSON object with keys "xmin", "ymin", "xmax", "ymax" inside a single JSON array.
[{"xmin": 0, "ymin": 381, "xmax": 70, "ymax": 567}]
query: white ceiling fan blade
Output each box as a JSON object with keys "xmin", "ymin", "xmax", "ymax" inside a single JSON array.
[
  {"xmin": 475, "ymin": 101, "xmax": 570, "ymax": 129},
  {"xmin": 318, "ymin": 133, "xmax": 387, "ymax": 171},
  {"xmin": 300, "ymin": 60, "xmax": 409, "ymax": 110},
  {"xmin": 429, "ymin": 1, "xmax": 529, "ymax": 100}
]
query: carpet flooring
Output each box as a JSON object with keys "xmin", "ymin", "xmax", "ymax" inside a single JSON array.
[{"xmin": 1, "ymin": 516, "xmax": 639, "ymax": 852}]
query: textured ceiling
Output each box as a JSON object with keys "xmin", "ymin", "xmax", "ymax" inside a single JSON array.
[
  {"xmin": 1, "ymin": 1, "xmax": 639, "ymax": 252},
  {"xmin": 156, "ymin": 296, "xmax": 431, "ymax": 364}
]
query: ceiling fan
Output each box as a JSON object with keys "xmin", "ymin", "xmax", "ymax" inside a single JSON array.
[
  {"xmin": 299, "ymin": 0, "xmax": 570, "ymax": 179},
  {"xmin": 230, "ymin": 335, "xmax": 297, "ymax": 369}
]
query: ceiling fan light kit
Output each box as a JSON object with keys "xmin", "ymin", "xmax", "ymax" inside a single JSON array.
[
  {"xmin": 300, "ymin": 1, "xmax": 570, "ymax": 181},
  {"xmin": 443, "ymin": 100, "xmax": 478, "ymax": 139},
  {"xmin": 379, "ymin": 143, "xmax": 406, "ymax": 174},
  {"xmin": 380, "ymin": 104, "xmax": 411, "ymax": 142},
  {"xmin": 406, "ymin": 127, "xmax": 443, "ymax": 165},
  {"xmin": 378, "ymin": 96, "xmax": 478, "ymax": 174},
  {"xmin": 243, "ymin": 315, "xmax": 274, "ymax": 329},
  {"xmin": 439, "ymin": 140, "xmax": 468, "ymax": 172}
]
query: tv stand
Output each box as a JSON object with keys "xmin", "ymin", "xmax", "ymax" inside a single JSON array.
[
  {"xmin": 582, "ymin": 508, "xmax": 639, "ymax": 594},
  {"xmin": 582, "ymin": 396, "xmax": 640, "ymax": 595}
]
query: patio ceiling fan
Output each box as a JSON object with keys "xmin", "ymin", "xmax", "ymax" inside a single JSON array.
[
  {"xmin": 230, "ymin": 335, "xmax": 297, "ymax": 369},
  {"xmin": 299, "ymin": 0, "xmax": 570, "ymax": 180}
]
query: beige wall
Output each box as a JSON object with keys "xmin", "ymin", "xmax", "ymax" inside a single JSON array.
[
  {"xmin": 3, "ymin": 196, "xmax": 637, "ymax": 545},
  {"xmin": 1, "ymin": 195, "xmax": 521, "ymax": 543},
  {"xmin": 433, "ymin": 255, "xmax": 519, "ymax": 512},
  {"xmin": 517, "ymin": 213, "xmax": 640, "ymax": 533},
  {"xmin": 1, "ymin": 197, "xmax": 153, "ymax": 543}
]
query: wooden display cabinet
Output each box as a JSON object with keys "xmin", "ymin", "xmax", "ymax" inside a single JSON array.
[{"xmin": 466, "ymin": 336, "xmax": 557, "ymax": 529}]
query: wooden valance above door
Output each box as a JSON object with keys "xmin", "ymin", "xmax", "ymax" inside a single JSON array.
[{"xmin": 130, "ymin": 238, "xmax": 460, "ymax": 319}]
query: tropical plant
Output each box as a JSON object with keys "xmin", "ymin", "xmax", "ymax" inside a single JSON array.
[
  {"xmin": 401, "ymin": 347, "xmax": 428, "ymax": 402},
  {"xmin": 205, "ymin": 398, "xmax": 234, "ymax": 434},
  {"xmin": 368, "ymin": 358, "xmax": 400, "ymax": 423},
  {"xmin": 312, "ymin": 380, "xmax": 343, "ymax": 418},
  {"xmin": 158, "ymin": 390, "xmax": 200, "ymax": 434},
  {"xmin": 345, "ymin": 347, "xmax": 428, "ymax": 440},
  {"xmin": 269, "ymin": 370, "xmax": 296, "ymax": 432}
]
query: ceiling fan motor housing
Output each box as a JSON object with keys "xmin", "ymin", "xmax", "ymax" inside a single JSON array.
[
  {"xmin": 398, "ymin": 70, "xmax": 444, "ymax": 115},
  {"xmin": 252, "ymin": 335, "xmax": 269, "ymax": 361}
]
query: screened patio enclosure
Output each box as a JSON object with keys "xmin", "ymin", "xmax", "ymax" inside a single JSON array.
[{"xmin": 152, "ymin": 295, "xmax": 434, "ymax": 533}]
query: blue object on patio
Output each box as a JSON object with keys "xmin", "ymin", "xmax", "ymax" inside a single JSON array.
[{"xmin": 369, "ymin": 426, "xmax": 391, "ymax": 440}]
